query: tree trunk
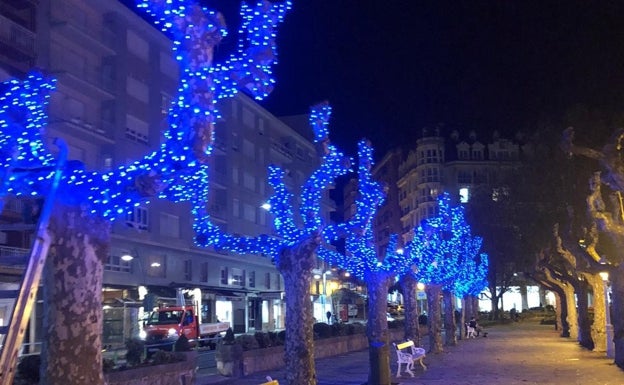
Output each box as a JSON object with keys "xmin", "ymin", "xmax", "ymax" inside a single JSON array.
[
  {"xmin": 520, "ymin": 284, "xmax": 529, "ymax": 310},
  {"xmin": 400, "ymin": 274, "xmax": 420, "ymax": 345},
  {"xmin": 278, "ymin": 237, "xmax": 318, "ymax": 385},
  {"xmin": 611, "ymin": 264, "xmax": 624, "ymax": 368},
  {"xmin": 488, "ymin": 284, "xmax": 499, "ymax": 320},
  {"xmin": 589, "ymin": 274, "xmax": 607, "ymax": 353},
  {"xmin": 554, "ymin": 287, "xmax": 570, "ymax": 337},
  {"xmin": 426, "ymin": 285, "xmax": 443, "ymax": 353},
  {"xmin": 41, "ymin": 206, "xmax": 110, "ymax": 385},
  {"xmin": 563, "ymin": 283, "xmax": 578, "ymax": 340},
  {"xmin": 443, "ymin": 291, "xmax": 456, "ymax": 346},
  {"xmin": 365, "ymin": 272, "xmax": 392, "ymax": 385},
  {"xmin": 575, "ymin": 280, "xmax": 594, "ymax": 350}
]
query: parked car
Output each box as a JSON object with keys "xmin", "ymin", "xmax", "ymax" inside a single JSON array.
[{"xmin": 386, "ymin": 313, "xmax": 395, "ymax": 322}]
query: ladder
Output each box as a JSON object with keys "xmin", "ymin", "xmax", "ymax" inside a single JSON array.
[{"xmin": 0, "ymin": 138, "xmax": 67, "ymax": 384}]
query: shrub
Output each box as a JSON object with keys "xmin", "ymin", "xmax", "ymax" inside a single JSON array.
[
  {"xmin": 151, "ymin": 350, "xmax": 184, "ymax": 365},
  {"xmin": 313, "ymin": 322, "xmax": 332, "ymax": 339},
  {"xmin": 255, "ymin": 331, "xmax": 272, "ymax": 348},
  {"xmin": 236, "ymin": 333, "xmax": 259, "ymax": 351},
  {"xmin": 125, "ymin": 338, "xmax": 145, "ymax": 366},
  {"xmin": 268, "ymin": 331, "xmax": 285, "ymax": 346},
  {"xmin": 331, "ymin": 322, "xmax": 348, "ymax": 336},
  {"xmin": 175, "ymin": 334, "xmax": 191, "ymax": 351},
  {"xmin": 17, "ymin": 355, "xmax": 40, "ymax": 383},
  {"xmin": 277, "ymin": 330, "xmax": 286, "ymax": 343},
  {"xmin": 350, "ymin": 322, "xmax": 366, "ymax": 335},
  {"xmin": 222, "ymin": 327, "xmax": 236, "ymax": 345},
  {"xmin": 102, "ymin": 357, "xmax": 115, "ymax": 372}
]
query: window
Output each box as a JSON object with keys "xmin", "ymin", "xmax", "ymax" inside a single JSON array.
[
  {"xmin": 232, "ymin": 198, "xmax": 240, "ymax": 218},
  {"xmin": 200, "ymin": 262, "xmax": 208, "ymax": 282},
  {"xmin": 243, "ymin": 203, "xmax": 256, "ymax": 222},
  {"xmin": 248, "ymin": 271, "xmax": 256, "ymax": 288},
  {"xmin": 160, "ymin": 213, "xmax": 180, "ymax": 238},
  {"xmin": 232, "ymin": 166, "xmax": 239, "ymax": 184},
  {"xmin": 220, "ymin": 267, "xmax": 228, "ymax": 285},
  {"xmin": 231, "ymin": 268, "xmax": 245, "ymax": 287},
  {"xmin": 127, "ymin": 30, "xmax": 149, "ymax": 60},
  {"xmin": 242, "ymin": 107, "xmax": 254, "ymax": 128},
  {"xmin": 104, "ymin": 251, "xmax": 131, "ymax": 273},
  {"xmin": 243, "ymin": 172, "xmax": 255, "ymax": 191},
  {"xmin": 459, "ymin": 187, "xmax": 470, "ymax": 203},
  {"xmin": 160, "ymin": 51, "xmax": 178, "ymax": 77},
  {"xmin": 126, "ymin": 206, "xmax": 148, "ymax": 230},
  {"xmin": 125, "ymin": 115, "xmax": 149, "ymax": 144},
  {"xmin": 265, "ymin": 272, "xmax": 271, "ymax": 289},
  {"xmin": 184, "ymin": 259, "xmax": 192, "ymax": 281},
  {"xmin": 161, "ymin": 92, "xmax": 172, "ymax": 115},
  {"xmin": 126, "ymin": 76, "xmax": 148, "ymax": 102},
  {"xmin": 243, "ymin": 139, "xmax": 255, "ymax": 159}
]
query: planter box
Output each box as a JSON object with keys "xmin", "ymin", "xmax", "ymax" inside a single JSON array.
[
  {"xmin": 104, "ymin": 351, "xmax": 197, "ymax": 385},
  {"xmin": 238, "ymin": 329, "xmax": 404, "ymax": 376}
]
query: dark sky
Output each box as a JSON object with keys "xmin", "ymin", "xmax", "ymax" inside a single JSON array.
[{"xmin": 209, "ymin": 1, "xmax": 624, "ymax": 156}]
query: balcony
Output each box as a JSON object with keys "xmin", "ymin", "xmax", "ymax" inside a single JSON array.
[{"xmin": 0, "ymin": 14, "xmax": 35, "ymax": 60}]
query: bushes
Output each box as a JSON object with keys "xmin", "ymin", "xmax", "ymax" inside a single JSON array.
[
  {"xmin": 235, "ymin": 333, "xmax": 259, "ymax": 351},
  {"xmin": 17, "ymin": 355, "xmax": 40, "ymax": 384},
  {"xmin": 125, "ymin": 338, "xmax": 145, "ymax": 366},
  {"xmin": 313, "ymin": 322, "xmax": 333, "ymax": 339}
]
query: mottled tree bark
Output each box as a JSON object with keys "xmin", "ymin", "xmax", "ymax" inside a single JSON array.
[
  {"xmin": 589, "ymin": 274, "xmax": 608, "ymax": 352},
  {"xmin": 443, "ymin": 291, "xmax": 456, "ymax": 346},
  {"xmin": 563, "ymin": 283, "xmax": 579, "ymax": 340},
  {"xmin": 365, "ymin": 272, "xmax": 392, "ymax": 385},
  {"xmin": 426, "ymin": 284, "xmax": 443, "ymax": 353},
  {"xmin": 612, "ymin": 265, "xmax": 624, "ymax": 367},
  {"xmin": 576, "ymin": 280, "xmax": 594, "ymax": 349},
  {"xmin": 41, "ymin": 205, "xmax": 110, "ymax": 385},
  {"xmin": 400, "ymin": 274, "xmax": 420, "ymax": 345},
  {"xmin": 278, "ymin": 236, "xmax": 319, "ymax": 385}
]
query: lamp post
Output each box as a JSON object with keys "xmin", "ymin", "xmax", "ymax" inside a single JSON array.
[
  {"xmin": 314, "ymin": 269, "xmax": 332, "ymax": 322},
  {"xmin": 599, "ymin": 271, "xmax": 614, "ymax": 358}
]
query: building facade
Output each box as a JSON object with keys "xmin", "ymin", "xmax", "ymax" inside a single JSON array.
[{"xmin": 0, "ymin": 0, "xmax": 335, "ymax": 348}]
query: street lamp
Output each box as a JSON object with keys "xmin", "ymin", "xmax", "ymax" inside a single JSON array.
[
  {"xmin": 314, "ymin": 269, "xmax": 332, "ymax": 322},
  {"xmin": 599, "ymin": 271, "xmax": 614, "ymax": 358}
]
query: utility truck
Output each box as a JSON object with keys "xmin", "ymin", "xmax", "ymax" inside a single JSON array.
[{"xmin": 141, "ymin": 305, "xmax": 229, "ymax": 349}]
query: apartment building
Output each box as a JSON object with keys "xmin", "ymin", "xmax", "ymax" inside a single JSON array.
[
  {"xmin": 398, "ymin": 127, "xmax": 521, "ymax": 242},
  {"xmin": 0, "ymin": 0, "xmax": 333, "ymax": 347}
]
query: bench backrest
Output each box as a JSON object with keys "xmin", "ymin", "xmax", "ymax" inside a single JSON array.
[{"xmin": 395, "ymin": 340, "xmax": 415, "ymax": 351}]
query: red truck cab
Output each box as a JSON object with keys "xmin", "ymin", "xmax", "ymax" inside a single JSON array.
[{"xmin": 141, "ymin": 305, "xmax": 229, "ymax": 348}]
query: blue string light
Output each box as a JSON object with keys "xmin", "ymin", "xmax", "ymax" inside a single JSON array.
[
  {"xmin": 194, "ymin": 102, "xmax": 353, "ymax": 265},
  {"xmin": 0, "ymin": 0, "xmax": 291, "ymax": 227}
]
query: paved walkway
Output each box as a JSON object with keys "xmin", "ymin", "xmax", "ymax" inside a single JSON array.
[{"xmin": 195, "ymin": 320, "xmax": 623, "ymax": 385}]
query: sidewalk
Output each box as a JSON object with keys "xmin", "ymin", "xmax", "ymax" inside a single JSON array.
[{"xmin": 195, "ymin": 320, "xmax": 624, "ymax": 385}]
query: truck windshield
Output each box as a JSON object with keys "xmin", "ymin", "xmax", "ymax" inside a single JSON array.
[{"xmin": 146, "ymin": 310, "xmax": 183, "ymax": 325}]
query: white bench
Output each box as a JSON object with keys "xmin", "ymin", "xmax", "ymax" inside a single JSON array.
[{"xmin": 392, "ymin": 340, "xmax": 427, "ymax": 377}]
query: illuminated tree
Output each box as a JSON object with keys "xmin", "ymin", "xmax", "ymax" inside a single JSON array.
[
  {"xmin": 0, "ymin": 1, "xmax": 291, "ymax": 384},
  {"xmin": 411, "ymin": 193, "xmax": 473, "ymax": 352},
  {"xmin": 195, "ymin": 101, "xmax": 351, "ymax": 385},
  {"xmin": 319, "ymin": 143, "xmax": 420, "ymax": 385}
]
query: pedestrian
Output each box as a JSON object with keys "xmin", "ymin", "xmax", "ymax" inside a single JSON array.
[
  {"xmin": 326, "ymin": 311, "xmax": 332, "ymax": 324},
  {"xmin": 467, "ymin": 317, "xmax": 478, "ymax": 338}
]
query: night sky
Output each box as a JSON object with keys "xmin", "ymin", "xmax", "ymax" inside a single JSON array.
[{"xmin": 211, "ymin": 1, "xmax": 624, "ymax": 156}]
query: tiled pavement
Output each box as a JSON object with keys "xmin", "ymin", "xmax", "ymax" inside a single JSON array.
[{"xmin": 195, "ymin": 320, "xmax": 623, "ymax": 385}]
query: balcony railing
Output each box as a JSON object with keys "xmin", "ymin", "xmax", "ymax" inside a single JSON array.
[{"xmin": 0, "ymin": 14, "xmax": 35, "ymax": 57}]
